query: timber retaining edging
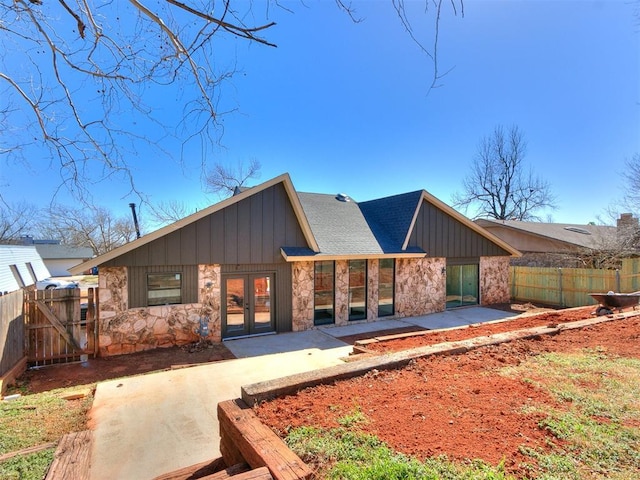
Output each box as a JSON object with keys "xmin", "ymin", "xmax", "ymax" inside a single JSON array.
[{"xmin": 241, "ymin": 311, "xmax": 637, "ymax": 405}]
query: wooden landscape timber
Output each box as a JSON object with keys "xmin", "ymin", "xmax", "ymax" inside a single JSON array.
[
  {"xmin": 241, "ymin": 311, "xmax": 633, "ymax": 405},
  {"xmin": 44, "ymin": 430, "xmax": 91, "ymax": 480},
  {"xmin": 217, "ymin": 399, "xmax": 312, "ymax": 480}
]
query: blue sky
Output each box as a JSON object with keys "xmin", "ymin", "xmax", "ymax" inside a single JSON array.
[{"xmin": 2, "ymin": 0, "xmax": 639, "ymax": 228}]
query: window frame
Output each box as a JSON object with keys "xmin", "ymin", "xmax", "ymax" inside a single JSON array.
[
  {"xmin": 313, "ymin": 261, "xmax": 335, "ymax": 325},
  {"xmin": 348, "ymin": 259, "xmax": 367, "ymax": 321},
  {"xmin": 378, "ymin": 258, "xmax": 395, "ymax": 317},
  {"xmin": 147, "ymin": 272, "xmax": 183, "ymax": 306}
]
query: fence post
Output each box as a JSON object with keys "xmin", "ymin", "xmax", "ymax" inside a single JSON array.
[
  {"xmin": 558, "ymin": 268, "xmax": 563, "ymax": 307},
  {"xmin": 616, "ymin": 269, "xmax": 621, "ymax": 293}
]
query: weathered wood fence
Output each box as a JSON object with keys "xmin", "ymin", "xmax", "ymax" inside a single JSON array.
[
  {"xmin": 24, "ymin": 288, "xmax": 98, "ymax": 367},
  {"xmin": 511, "ymin": 258, "xmax": 640, "ymax": 308},
  {"xmin": 0, "ymin": 290, "xmax": 25, "ymax": 382}
]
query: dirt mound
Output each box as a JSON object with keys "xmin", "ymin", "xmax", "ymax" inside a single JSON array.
[{"xmin": 255, "ymin": 312, "xmax": 640, "ymax": 477}]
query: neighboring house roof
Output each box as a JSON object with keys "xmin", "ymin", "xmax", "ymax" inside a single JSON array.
[
  {"xmin": 0, "ymin": 245, "xmax": 51, "ymax": 293},
  {"xmin": 69, "ymin": 173, "xmax": 520, "ymax": 274},
  {"xmin": 475, "ymin": 219, "xmax": 617, "ymax": 252},
  {"xmin": 34, "ymin": 244, "xmax": 94, "ymax": 260}
]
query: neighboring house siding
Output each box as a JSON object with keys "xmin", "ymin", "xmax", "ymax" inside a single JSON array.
[
  {"xmin": 103, "ymin": 183, "xmax": 308, "ymax": 268},
  {"xmin": 0, "ymin": 245, "xmax": 50, "ymax": 293},
  {"xmin": 409, "ymin": 201, "xmax": 509, "ymax": 258},
  {"xmin": 46, "ymin": 259, "xmax": 88, "ymax": 277}
]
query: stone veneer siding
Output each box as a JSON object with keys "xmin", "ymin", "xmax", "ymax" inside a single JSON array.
[
  {"xmin": 291, "ymin": 262, "xmax": 314, "ymax": 331},
  {"xmin": 291, "ymin": 258, "xmax": 449, "ymax": 331},
  {"xmin": 479, "ymin": 256, "xmax": 511, "ymax": 304},
  {"xmin": 395, "ymin": 257, "xmax": 446, "ymax": 317},
  {"xmin": 97, "ymin": 265, "xmax": 221, "ymax": 356},
  {"xmin": 334, "ymin": 260, "xmax": 349, "ymax": 325},
  {"xmin": 367, "ymin": 259, "xmax": 379, "ymax": 320}
]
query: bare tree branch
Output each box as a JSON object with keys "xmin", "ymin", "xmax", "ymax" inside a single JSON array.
[
  {"xmin": 452, "ymin": 125, "xmax": 557, "ymax": 221},
  {"xmin": 0, "ymin": 201, "xmax": 40, "ymax": 242},
  {"xmin": 205, "ymin": 159, "xmax": 261, "ymax": 197},
  {"xmin": 1, "ymin": 1, "xmax": 461, "ymax": 204},
  {"xmin": 39, "ymin": 204, "xmax": 138, "ymax": 255}
]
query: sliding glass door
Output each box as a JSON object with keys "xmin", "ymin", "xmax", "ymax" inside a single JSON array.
[{"xmin": 446, "ymin": 264, "xmax": 479, "ymax": 309}]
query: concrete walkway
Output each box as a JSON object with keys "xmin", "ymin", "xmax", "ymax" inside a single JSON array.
[{"xmin": 89, "ymin": 307, "xmax": 514, "ymax": 479}]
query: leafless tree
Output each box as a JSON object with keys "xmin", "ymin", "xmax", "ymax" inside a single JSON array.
[
  {"xmin": 147, "ymin": 199, "xmax": 202, "ymax": 227},
  {"xmin": 452, "ymin": 125, "xmax": 557, "ymax": 221},
  {"xmin": 39, "ymin": 205, "xmax": 137, "ymax": 255},
  {"xmin": 0, "ymin": 201, "xmax": 39, "ymax": 243},
  {"xmin": 205, "ymin": 159, "xmax": 261, "ymax": 197},
  {"xmin": 1, "ymin": 1, "xmax": 461, "ymax": 203},
  {"xmin": 622, "ymin": 153, "xmax": 640, "ymax": 212}
]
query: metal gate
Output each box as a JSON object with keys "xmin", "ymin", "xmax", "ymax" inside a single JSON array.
[{"xmin": 24, "ymin": 288, "xmax": 98, "ymax": 366}]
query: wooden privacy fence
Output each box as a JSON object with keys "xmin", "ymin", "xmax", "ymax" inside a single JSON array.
[
  {"xmin": 510, "ymin": 258, "xmax": 640, "ymax": 308},
  {"xmin": 0, "ymin": 290, "xmax": 25, "ymax": 379},
  {"xmin": 24, "ymin": 288, "xmax": 98, "ymax": 367}
]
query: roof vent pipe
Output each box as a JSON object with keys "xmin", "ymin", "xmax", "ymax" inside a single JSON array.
[
  {"xmin": 129, "ymin": 203, "xmax": 141, "ymax": 239},
  {"xmin": 336, "ymin": 193, "xmax": 351, "ymax": 202}
]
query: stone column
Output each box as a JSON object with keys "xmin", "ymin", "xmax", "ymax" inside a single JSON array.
[
  {"xmin": 334, "ymin": 260, "xmax": 349, "ymax": 325},
  {"xmin": 198, "ymin": 264, "xmax": 221, "ymax": 341},
  {"xmin": 480, "ymin": 256, "xmax": 511, "ymax": 304},
  {"xmin": 395, "ymin": 257, "xmax": 446, "ymax": 317},
  {"xmin": 97, "ymin": 266, "xmax": 128, "ymax": 355},
  {"xmin": 367, "ymin": 259, "xmax": 379, "ymax": 320},
  {"xmin": 291, "ymin": 262, "xmax": 314, "ymax": 331}
]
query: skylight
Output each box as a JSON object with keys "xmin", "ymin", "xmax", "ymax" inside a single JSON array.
[{"xmin": 564, "ymin": 226, "xmax": 591, "ymax": 235}]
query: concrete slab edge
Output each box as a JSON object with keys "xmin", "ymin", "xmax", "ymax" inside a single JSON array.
[{"xmin": 241, "ymin": 312, "xmax": 634, "ymax": 406}]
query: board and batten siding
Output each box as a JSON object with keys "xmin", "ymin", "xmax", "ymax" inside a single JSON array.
[
  {"xmin": 103, "ymin": 182, "xmax": 309, "ymax": 268},
  {"xmin": 222, "ymin": 263, "xmax": 293, "ymax": 332},
  {"xmin": 408, "ymin": 201, "xmax": 509, "ymax": 258}
]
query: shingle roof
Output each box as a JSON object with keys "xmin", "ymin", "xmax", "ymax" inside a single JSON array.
[
  {"xmin": 475, "ymin": 219, "xmax": 616, "ymax": 250},
  {"xmin": 297, "ymin": 193, "xmax": 387, "ymax": 255},
  {"xmin": 71, "ymin": 173, "xmax": 518, "ymax": 272},
  {"xmin": 358, "ymin": 190, "xmax": 423, "ymax": 252}
]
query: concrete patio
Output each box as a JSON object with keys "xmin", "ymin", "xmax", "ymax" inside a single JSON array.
[{"xmin": 89, "ymin": 307, "xmax": 515, "ymax": 479}]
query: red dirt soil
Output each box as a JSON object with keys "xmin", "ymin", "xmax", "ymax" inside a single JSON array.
[
  {"xmin": 255, "ymin": 308, "xmax": 640, "ymax": 478},
  {"xmin": 366, "ymin": 305, "xmax": 598, "ymax": 353},
  {"xmin": 15, "ymin": 342, "xmax": 235, "ymax": 394}
]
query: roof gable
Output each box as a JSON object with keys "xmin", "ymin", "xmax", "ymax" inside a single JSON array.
[
  {"xmin": 69, "ymin": 173, "xmax": 317, "ymax": 274},
  {"xmin": 408, "ymin": 192, "xmax": 521, "ymax": 257},
  {"xmin": 70, "ymin": 174, "xmax": 520, "ymax": 271}
]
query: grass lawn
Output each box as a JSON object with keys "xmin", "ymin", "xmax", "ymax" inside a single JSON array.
[
  {"xmin": 0, "ymin": 384, "xmax": 94, "ymax": 480},
  {"xmin": 284, "ymin": 349, "xmax": 640, "ymax": 479}
]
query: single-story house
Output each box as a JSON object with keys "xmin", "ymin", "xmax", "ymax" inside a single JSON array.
[
  {"xmin": 69, "ymin": 173, "xmax": 520, "ymax": 356},
  {"xmin": 0, "ymin": 245, "xmax": 51, "ymax": 294},
  {"xmin": 18, "ymin": 237, "xmax": 94, "ymax": 276},
  {"xmin": 475, "ymin": 215, "xmax": 636, "ymax": 268}
]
